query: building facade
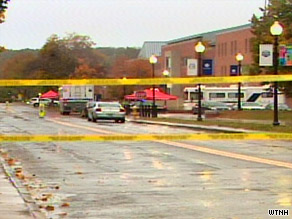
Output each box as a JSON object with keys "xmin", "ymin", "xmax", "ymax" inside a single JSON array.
[{"xmin": 158, "ymin": 24, "xmax": 254, "ymax": 107}]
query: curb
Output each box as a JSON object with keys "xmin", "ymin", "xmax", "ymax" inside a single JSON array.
[
  {"xmin": 127, "ymin": 118, "xmax": 255, "ymax": 133},
  {"xmin": 0, "ymin": 157, "xmax": 45, "ymax": 219}
]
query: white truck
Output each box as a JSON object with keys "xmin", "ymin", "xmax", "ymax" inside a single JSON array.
[{"xmin": 59, "ymin": 85, "xmax": 94, "ymax": 115}]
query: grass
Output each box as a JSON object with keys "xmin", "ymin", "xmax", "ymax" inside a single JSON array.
[
  {"xmin": 143, "ymin": 110, "xmax": 292, "ymax": 133},
  {"xmin": 218, "ymin": 110, "xmax": 292, "ymax": 123}
]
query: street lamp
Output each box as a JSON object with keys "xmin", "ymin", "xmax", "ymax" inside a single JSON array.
[
  {"xmin": 162, "ymin": 70, "xmax": 169, "ymax": 93},
  {"xmin": 195, "ymin": 41, "xmax": 205, "ymax": 121},
  {"xmin": 270, "ymin": 21, "xmax": 283, "ymax": 126},
  {"xmin": 149, "ymin": 54, "xmax": 158, "ymax": 118},
  {"xmin": 122, "ymin": 76, "xmax": 127, "ymax": 99},
  {"xmin": 235, "ymin": 53, "xmax": 244, "ymax": 111}
]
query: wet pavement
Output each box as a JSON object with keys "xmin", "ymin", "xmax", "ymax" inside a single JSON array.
[
  {"xmin": 0, "ymin": 103, "xmax": 291, "ymax": 218},
  {"xmin": 0, "ymin": 162, "xmax": 34, "ymax": 219}
]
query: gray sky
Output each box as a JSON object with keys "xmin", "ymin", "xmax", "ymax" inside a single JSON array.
[{"xmin": 0, "ymin": 0, "xmax": 266, "ymax": 50}]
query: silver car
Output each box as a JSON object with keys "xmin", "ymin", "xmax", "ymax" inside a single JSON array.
[{"xmin": 87, "ymin": 102, "xmax": 126, "ymax": 123}]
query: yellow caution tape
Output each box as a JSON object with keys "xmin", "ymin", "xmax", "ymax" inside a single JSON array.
[
  {"xmin": 0, "ymin": 133, "xmax": 291, "ymax": 142},
  {"xmin": 0, "ymin": 74, "xmax": 291, "ymax": 86}
]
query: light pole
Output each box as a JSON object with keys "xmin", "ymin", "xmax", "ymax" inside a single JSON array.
[
  {"xmin": 149, "ymin": 55, "xmax": 158, "ymax": 118},
  {"xmin": 122, "ymin": 76, "xmax": 127, "ymax": 100},
  {"xmin": 162, "ymin": 70, "xmax": 169, "ymax": 93},
  {"xmin": 270, "ymin": 21, "xmax": 283, "ymax": 126},
  {"xmin": 235, "ymin": 53, "xmax": 244, "ymax": 111},
  {"xmin": 195, "ymin": 41, "xmax": 205, "ymax": 121}
]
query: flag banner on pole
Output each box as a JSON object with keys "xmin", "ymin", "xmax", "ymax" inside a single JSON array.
[
  {"xmin": 259, "ymin": 44, "xmax": 273, "ymax": 66},
  {"xmin": 279, "ymin": 45, "xmax": 292, "ymax": 66},
  {"xmin": 187, "ymin": 59, "xmax": 198, "ymax": 76}
]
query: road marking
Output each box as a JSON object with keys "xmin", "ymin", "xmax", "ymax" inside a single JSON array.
[
  {"xmin": 47, "ymin": 118, "xmax": 292, "ymax": 169},
  {"xmin": 47, "ymin": 118, "xmax": 114, "ymax": 135},
  {"xmin": 159, "ymin": 140, "xmax": 292, "ymax": 169}
]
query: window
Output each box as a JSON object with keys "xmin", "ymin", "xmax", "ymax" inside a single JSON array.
[
  {"xmin": 228, "ymin": 93, "xmax": 244, "ymax": 98},
  {"xmin": 221, "ymin": 43, "xmax": 224, "ymax": 57},
  {"xmin": 234, "ymin": 41, "xmax": 237, "ymax": 54},
  {"xmin": 218, "ymin": 44, "xmax": 221, "ymax": 57},
  {"xmin": 245, "ymin": 38, "xmax": 248, "ymax": 53},
  {"xmin": 183, "ymin": 57, "xmax": 189, "ymax": 66},
  {"xmin": 190, "ymin": 93, "xmax": 204, "ymax": 100},
  {"xmin": 166, "ymin": 57, "xmax": 171, "ymax": 68},
  {"xmin": 209, "ymin": 93, "xmax": 226, "ymax": 99},
  {"xmin": 249, "ymin": 38, "xmax": 253, "ymax": 52},
  {"xmin": 231, "ymin": 41, "xmax": 233, "ymax": 55},
  {"xmin": 262, "ymin": 92, "xmax": 273, "ymax": 98}
]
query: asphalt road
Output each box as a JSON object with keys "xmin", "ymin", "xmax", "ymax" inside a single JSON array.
[{"xmin": 0, "ymin": 103, "xmax": 291, "ymax": 219}]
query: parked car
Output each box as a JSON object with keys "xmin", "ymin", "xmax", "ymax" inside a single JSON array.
[
  {"xmin": 87, "ymin": 101, "xmax": 126, "ymax": 123},
  {"xmin": 192, "ymin": 101, "xmax": 231, "ymax": 114},
  {"xmin": 52, "ymin": 100, "xmax": 60, "ymax": 106},
  {"xmin": 30, "ymin": 98, "xmax": 52, "ymax": 107},
  {"xmin": 265, "ymin": 103, "xmax": 291, "ymax": 111},
  {"xmin": 232, "ymin": 102, "xmax": 265, "ymax": 110},
  {"xmin": 81, "ymin": 100, "xmax": 94, "ymax": 118}
]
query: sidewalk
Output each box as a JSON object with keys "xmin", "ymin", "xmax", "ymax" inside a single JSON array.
[
  {"xmin": 158, "ymin": 113, "xmax": 279, "ymax": 125},
  {"xmin": 127, "ymin": 113, "xmax": 256, "ymax": 133},
  {"xmin": 0, "ymin": 160, "xmax": 33, "ymax": 219}
]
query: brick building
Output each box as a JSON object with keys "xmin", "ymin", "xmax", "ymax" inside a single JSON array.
[{"xmin": 157, "ymin": 24, "xmax": 254, "ymax": 107}]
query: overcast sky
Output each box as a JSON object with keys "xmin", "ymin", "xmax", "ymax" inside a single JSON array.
[{"xmin": 0, "ymin": 0, "xmax": 266, "ymax": 50}]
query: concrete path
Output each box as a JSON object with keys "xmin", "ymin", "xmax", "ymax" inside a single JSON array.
[{"xmin": 0, "ymin": 164, "xmax": 33, "ymax": 219}]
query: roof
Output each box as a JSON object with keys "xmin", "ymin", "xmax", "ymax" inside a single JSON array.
[
  {"xmin": 125, "ymin": 88, "xmax": 178, "ymax": 101},
  {"xmin": 138, "ymin": 41, "xmax": 167, "ymax": 58},
  {"xmin": 167, "ymin": 23, "xmax": 252, "ymax": 45}
]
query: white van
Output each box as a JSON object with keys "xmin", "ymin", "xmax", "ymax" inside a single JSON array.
[{"xmin": 30, "ymin": 98, "xmax": 51, "ymax": 107}]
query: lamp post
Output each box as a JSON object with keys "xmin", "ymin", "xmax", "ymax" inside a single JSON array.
[
  {"xmin": 162, "ymin": 70, "xmax": 169, "ymax": 93},
  {"xmin": 235, "ymin": 53, "xmax": 244, "ymax": 111},
  {"xmin": 270, "ymin": 21, "xmax": 283, "ymax": 126},
  {"xmin": 122, "ymin": 76, "xmax": 127, "ymax": 99},
  {"xmin": 195, "ymin": 41, "xmax": 205, "ymax": 121},
  {"xmin": 149, "ymin": 55, "xmax": 158, "ymax": 118}
]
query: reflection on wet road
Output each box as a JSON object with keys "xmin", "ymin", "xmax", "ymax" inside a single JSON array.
[{"xmin": 0, "ymin": 104, "xmax": 291, "ymax": 218}]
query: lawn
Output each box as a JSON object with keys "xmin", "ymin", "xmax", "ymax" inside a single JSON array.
[
  {"xmin": 218, "ymin": 110, "xmax": 292, "ymax": 123},
  {"xmin": 144, "ymin": 110, "xmax": 292, "ymax": 133}
]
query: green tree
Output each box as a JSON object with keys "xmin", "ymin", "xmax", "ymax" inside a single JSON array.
[
  {"xmin": 251, "ymin": 0, "xmax": 292, "ymax": 96},
  {"xmin": 39, "ymin": 33, "xmax": 107, "ymax": 79},
  {"xmin": 38, "ymin": 34, "xmax": 77, "ymax": 79}
]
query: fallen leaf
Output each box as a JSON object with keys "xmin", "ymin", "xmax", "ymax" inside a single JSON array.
[
  {"xmin": 61, "ymin": 202, "xmax": 70, "ymax": 207},
  {"xmin": 75, "ymin": 172, "xmax": 83, "ymax": 175},
  {"xmin": 45, "ymin": 205, "xmax": 55, "ymax": 211},
  {"xmin": 7, "ymin": 158, "xmax": 16, "ymax": 166}
]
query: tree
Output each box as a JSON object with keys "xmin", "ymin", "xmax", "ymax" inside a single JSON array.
[
  {"xmin": 0, "ymin": 51, "xmax": 38, "ymax": 79},
  {"xmin": 38, "ymin": 34, "xmax": 77, "ymax": 79},
  {"xmin": 251, "ymin": 0, "xmax": 292, "ymax": 96},
  {"xmin": 38, "ymin": 33, "xmax": 107, "ymax": 79},
  {"xmin": 0, "ymin": 0, "xmax": 9, "ymax": 23},
  {"xmin": 70, "ymin": 58, "xmax": 106, "ymax": 79},
  {"xmin": 0, "ymin": 46, "xmax": 5, "ymax": 52}
]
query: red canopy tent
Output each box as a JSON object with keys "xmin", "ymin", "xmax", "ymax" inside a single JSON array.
[
  {"xmin": 125, "ymin": 88, "xmax": 178, "ymax": 100},
  {"xmin": 41, "ymin": 90, "xmax": 59, "ymax": 99}
]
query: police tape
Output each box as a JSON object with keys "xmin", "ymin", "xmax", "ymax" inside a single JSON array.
[
  {"xmin": 0, "ymin": 74, "xmax": 292, "ymax": 86},
  {"xmin": 0, "ymin": 133, "xmax": 291, "ymax": 142}
]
